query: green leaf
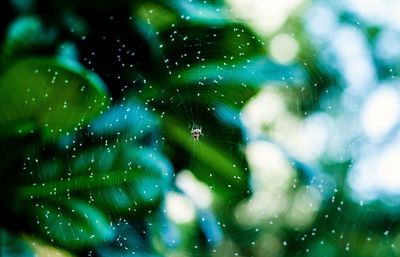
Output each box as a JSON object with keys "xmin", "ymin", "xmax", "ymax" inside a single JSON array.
[
  {"xmin": 19, "ymin": 144, "xmax": 172, "ymax": 216},
  {"xmin": 22, "ymin": 144, "xmax": 172, "ymax": 248},
  {"xmin": 135, "ymin": 2, "xmax": 177, "ymax": 32},
  {"xmin": 158, "ymin": 24, "xmax": 265, "ymax": 68},
  {"xmin": 1, "ymin": 16, "xmax": 46, "ymax": 58},
  {"xmin": 78, "ymin": 146, "xmax": 172, "ymax": 214},
  {"xmin": 134, "ymin": 10, "xmax": 266, "ymax": 79},
  {"xmin": 33, "ymin": 199, "xmax": 114, "ymax": 249},
  {"xmin": 0, "ymin": 57, "xmax": 109, "ymax": 139},
  {"xmin": 143, "ymin": 57, "xmax": 304, "ymax": 111},
  {"xmin": 165, "ymin": 0, "xmax": 233, "ymax": 26},
  {"xmin": 179, "ymin": 57, "xmax": 305, "ymax": 88},
  {"xmin": 0, "ymin": 229, "xmax": 34, "ymax": 257},
  {"xmin": 89, "ymin": 99, "xmax": 159, "ymax": 140}
]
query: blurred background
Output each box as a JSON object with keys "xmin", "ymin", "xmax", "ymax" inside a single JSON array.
[{"xmin": 1, "ymin": 0, "xmax": 400, "ymax": 256}]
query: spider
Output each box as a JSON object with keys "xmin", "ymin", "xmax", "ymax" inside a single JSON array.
[{"xmin": 190, "ymin": 126, "xmax": 203, "ymax": 141}]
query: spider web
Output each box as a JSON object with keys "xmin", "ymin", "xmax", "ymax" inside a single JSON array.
[{"xmin": 19, "ymin": 0, "xmax": 400, "ymax": 256}]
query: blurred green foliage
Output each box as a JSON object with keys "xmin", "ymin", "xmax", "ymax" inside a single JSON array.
[
  {"xmin": 0, "ymin": 0, "xmax": 399, "ymax": 257},
  {"xmin": 0, "ymin": 0, "xmax": 277, "ymax": 255}
]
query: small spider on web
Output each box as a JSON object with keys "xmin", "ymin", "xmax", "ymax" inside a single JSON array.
[{"xmin": 190, "ymin": 125, "xmax": 203, "ymax": 141}]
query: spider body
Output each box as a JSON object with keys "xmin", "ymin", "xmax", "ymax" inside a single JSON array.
[{"xmin": 191, "ymin": 127, "xmax": 203, "ymax": 141}]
